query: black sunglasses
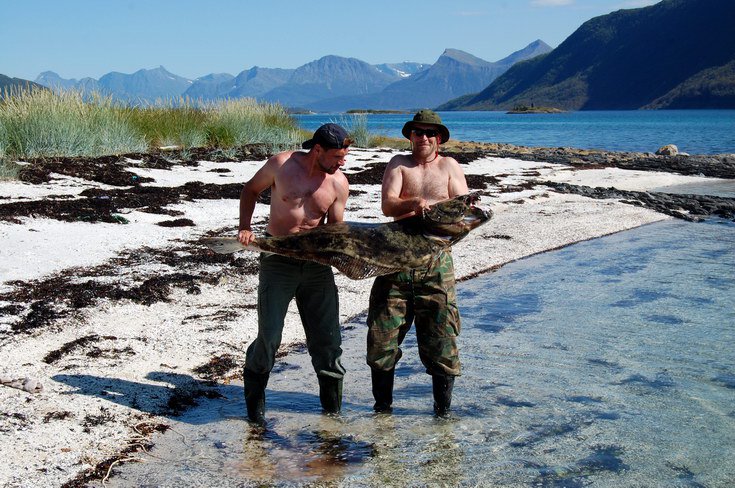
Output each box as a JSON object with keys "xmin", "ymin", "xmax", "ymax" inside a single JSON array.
[{"xmin": 411, "ymin": 128, "xmax": 439, "ymax": 138}]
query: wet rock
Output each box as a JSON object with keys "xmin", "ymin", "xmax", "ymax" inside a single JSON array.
[{"xmin": 656, "ymin": 144, "xmax": 679, "ymax": 156}]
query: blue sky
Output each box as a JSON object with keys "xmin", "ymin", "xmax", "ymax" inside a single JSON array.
[{"xmin": 2, "ymin": 0, "xmax": 658, "ymax": 81}]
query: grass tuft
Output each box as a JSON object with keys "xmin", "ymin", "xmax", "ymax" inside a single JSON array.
[
  {"xmin": 0, "ymin": 87, "xmax": 148, "ymax": 159},
  {"xmin": 330, "ymin": 113, "xmax": 376, "ymax": 148},
  {"xmin": 204, "ymin": 98, "xmax": 300, "ymax": 150}
]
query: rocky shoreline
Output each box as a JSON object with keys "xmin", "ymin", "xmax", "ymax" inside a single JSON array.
[
  {"xmin": 8, "ymin": 142, "xmax": 734, "ymax": 225},
  {"xmin": 542, "ymin": 182, "xmax": 735, "ymax": 221},
  {"xmin": 445, "ymin": 142, "xmax": 735, "ymax": 179}
]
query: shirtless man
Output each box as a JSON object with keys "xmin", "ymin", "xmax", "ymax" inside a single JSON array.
[
  {"xmin": 366, "ymin": 110, "xmax": 468, "ymax": 417},
  {"xmin": 238, "ymin": 123, "xmax": 351, "ymax": 425}
]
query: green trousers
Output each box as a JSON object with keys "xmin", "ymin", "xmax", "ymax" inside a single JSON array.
[
  {"xmin": 366, "ymin": 250, "xmax": 461, "ymax": 377},
  {"xmin": 245, "ymin": 253, "xmax": 345, "ymax": 379}
]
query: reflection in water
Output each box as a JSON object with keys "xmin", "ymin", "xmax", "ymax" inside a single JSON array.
[
  {"xmin": 236, "ymin": 422, "xmax": 375, "ymax": 483},
  {"xmin": 106, "ymin": 218, "xmax": 734, "ymax": 487}
]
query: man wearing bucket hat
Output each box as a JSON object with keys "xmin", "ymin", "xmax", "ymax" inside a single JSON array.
[
  {"xmin": 237, "ymin": 123, "xmax": 352, "ymax": 425},
  {"xmin": 366, "ymin": 109, "xmax": 469, "ymax": 417}
]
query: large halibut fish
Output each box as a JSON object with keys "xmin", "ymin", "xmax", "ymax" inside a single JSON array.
[{"xmin": 203, "ymin": 193, "xmax": 491, "ymax": 280}]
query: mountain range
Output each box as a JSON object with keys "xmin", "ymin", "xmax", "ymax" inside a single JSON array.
[
  {"xmin": 16, "ymin": 0, "xmax": 735, "ymax": 112},
  {"xmin": 311, "ymin": 41, "xmax": 552, "ymax": 111},
  {"xmin": 31, "ymin": 41, "xmax": 550, "ymax": 111},
  {"xmin": 440, "ymin": 0, "xmax": 735, "ymax": 110}
]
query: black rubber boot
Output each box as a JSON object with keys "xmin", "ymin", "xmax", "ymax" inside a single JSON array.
[
  {"xmin": 318, "ymin": 375, "xmax": 343, "ymax": 414},
  {"xmin": 432, "ymin": 375, "xmax": 455, "ymax": 417},
  {"xmin": 243, "ymin": 369, "xmax": 269, "ymax": 426},
  {"xmin": 371, "ymin": 368, "xmax": 395, "ymax": 413}
]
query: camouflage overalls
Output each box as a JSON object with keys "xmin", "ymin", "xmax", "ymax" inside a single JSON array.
[{"xmin": 366, "ymin": 249, "xmax": 461, "ymax": 377}]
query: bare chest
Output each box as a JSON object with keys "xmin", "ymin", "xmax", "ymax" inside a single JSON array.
[
  {"xmin": 399, "ymin": 163, "xmax": 450, "ymax": 202},
  {"xmin": 274, "ymin": 169, "xmax": 335, "ymax": 216}
]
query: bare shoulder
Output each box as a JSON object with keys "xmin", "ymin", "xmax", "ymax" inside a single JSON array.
[
  {"xmin": 439, "ymin": 154, "xmax": 461, "ymax": 167},
  {"xmin": 440, "ymin": 154, "xmax": 465, "ymax": 173},
  {"xmin": 333, "ymin": 169, "xmax": 349, "ymax": 191},
  {"xmin": 268, "ymin": 150, "xmax": 298, "ymax": 169},
  {"xmin": 386, "ymin": 153, "xmax": 413, "ymax": 169}
]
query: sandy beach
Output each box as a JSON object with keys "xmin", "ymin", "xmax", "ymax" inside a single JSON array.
[{"xmin": 0, "ymin": 146, "xmax": 730, "ymax": 487}]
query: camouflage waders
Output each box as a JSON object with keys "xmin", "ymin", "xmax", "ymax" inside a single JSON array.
[{"xmin": 366, "ymin": 249, "xmax": 461, "ymax": 377}]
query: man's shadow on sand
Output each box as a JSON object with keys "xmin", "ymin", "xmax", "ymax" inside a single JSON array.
[
  {"xmin": 53, "ymin": 371, "xmax": 428, "ymax": 423},
  {"xmin": 51, "ymin": 371, "xmax": 370, "ymax": 424}
]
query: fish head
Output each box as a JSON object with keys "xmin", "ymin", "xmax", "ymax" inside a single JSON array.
[{"xmin": 421, "ymin": 192, "xmax": 492, "ymax": 243}]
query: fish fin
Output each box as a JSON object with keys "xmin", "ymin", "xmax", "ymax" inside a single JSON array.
[
  {"xmin": 423, "ymin": 234, "xmax": 452, "ymax": 244},
  {"xmin": 321, "ymin": 253, "xmax": 402, "ymax": 280},
  {"xmin": 202, "ymin": 237, "xmax": 260, "ymax": 255}
]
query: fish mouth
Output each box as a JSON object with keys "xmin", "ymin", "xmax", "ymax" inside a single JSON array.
[
  {"xmin": 445, "ymin": 206, "xmax": 492, "ymax": 233},
  {"xmin": 422, "ymin": 193, "xmax": 492, "ymax": 240},
  {"xmin": 422, "ymin": 192, "xmax": 485, "ymax": 224}
]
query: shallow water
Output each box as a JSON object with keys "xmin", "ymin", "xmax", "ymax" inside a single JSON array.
[
  {"xmin": 652, "ymin": 179, "xmax": 735, "ymax": 198},
  {"xmin": 105, "ymin": 218, "xmax": 735, "ymax": 487}
]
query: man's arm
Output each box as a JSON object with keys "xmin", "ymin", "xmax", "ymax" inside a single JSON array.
[
  {"xmin": 326, "ymin": 172, "xmax": 349, "ymax": 224},
  {"xmin": 447, "ymin": 157, "xmax": 469, "ymax": 198},
  {"xmin": 381, "ymin": 157, "xmax": 427, "ymax": 218},
  {"xmin": 238, "ymin": 154, "xmax": 283, "ymax": 244}
]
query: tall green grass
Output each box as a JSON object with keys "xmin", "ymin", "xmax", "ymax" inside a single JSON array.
[
  {"xmin": 331, "ymin": 113, "xmax": 374, "ymax": 148},
  {"xmin": 123, "ymin": 97, "xmax": 302, "ymax": 150},
  {"xmin": 0, "ymin": 88, "xmax": 148, "ymax": 160},
  {"xmin": 0, "ymin": 88, "xmax": 303, "ymax": 178},
  {"xmin": 125, "ymin": 100, "xmax": 210, "ymax": 149},
  {"xmin": 203, "ymin": 98, "xmax": 301, "ymax": 151}
]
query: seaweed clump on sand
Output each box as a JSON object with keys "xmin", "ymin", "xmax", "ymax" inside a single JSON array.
[{"xmin": 1, "ymin": 242, "xmax": 259, "ymax": 334}]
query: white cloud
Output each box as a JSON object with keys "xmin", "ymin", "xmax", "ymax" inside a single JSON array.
[{"xmin": 530, "ymin": 0, "xmax": 574, "ymax": 6}]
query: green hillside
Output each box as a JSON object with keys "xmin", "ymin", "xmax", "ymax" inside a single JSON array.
[{"xmin": 446, "ymin": 0, "xmax": 735, "ymax": 110}]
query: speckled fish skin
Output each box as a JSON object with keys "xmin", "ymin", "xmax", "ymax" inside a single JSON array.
[{"xmin": 203, "ymin": 193, "xmax": 491, "ymax": 280}]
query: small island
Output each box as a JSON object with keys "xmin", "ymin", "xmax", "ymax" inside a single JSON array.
[{"xmin": 507, "ymin": 104, "xmax": 565, "ymax": 114}]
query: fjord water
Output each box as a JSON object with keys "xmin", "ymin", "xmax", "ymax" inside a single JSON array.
[
  {"xmin": 107, "ymin": 218, "xmax": 735, "ymax": 487},
  {"xmin": 295, "ymin": 110, "xmax": 735, "ymax": 155}
]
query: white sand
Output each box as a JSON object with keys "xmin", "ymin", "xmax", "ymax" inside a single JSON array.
[{"xmin": 0, "ymin": 148, "xmax": 718, "ymax": 487}]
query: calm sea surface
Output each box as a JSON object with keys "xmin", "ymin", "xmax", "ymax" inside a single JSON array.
[
  {"xmin": 294, "ymin": 110, "xmax": 735, "ymax": 155},
  {"xmin": 107, "ymin": 216, "xmax": 735, "ymax": 487}
]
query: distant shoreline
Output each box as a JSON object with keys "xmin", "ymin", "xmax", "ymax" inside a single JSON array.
[{"xmin": 506, "ymin": 106, "xmax": 565, "ymax": 114}]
